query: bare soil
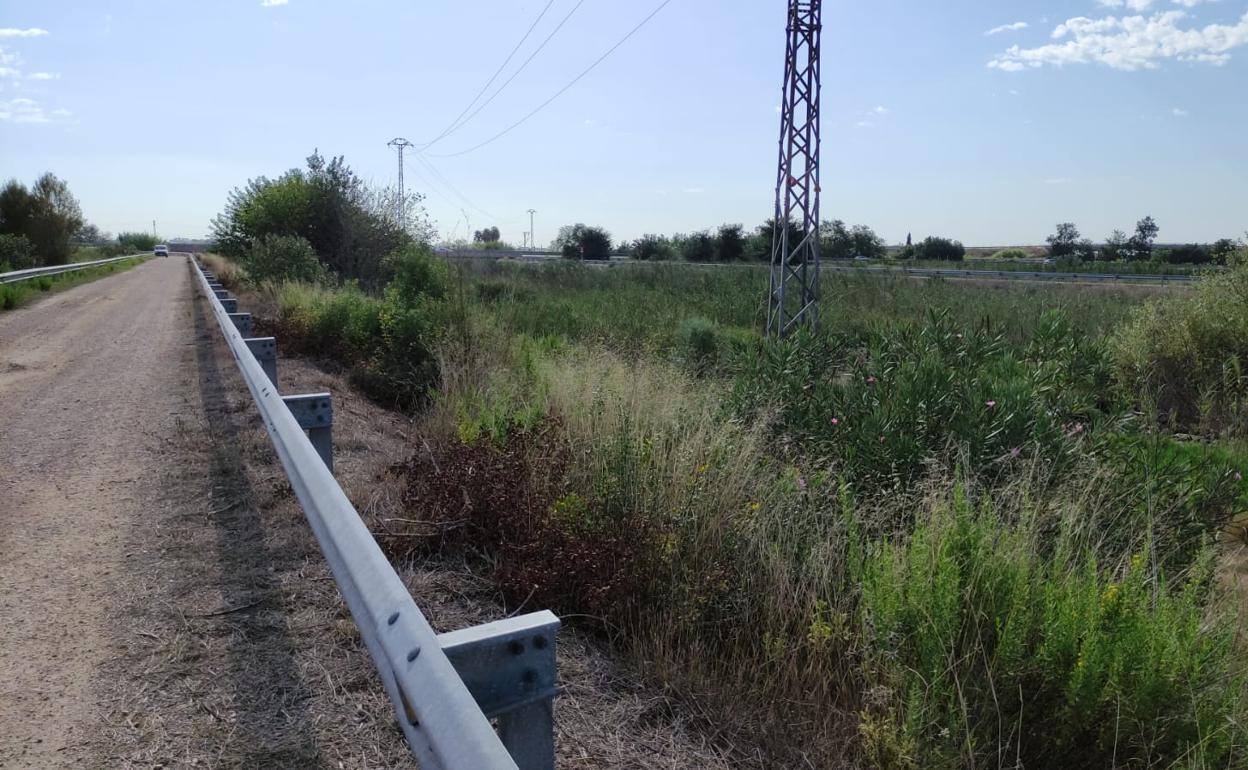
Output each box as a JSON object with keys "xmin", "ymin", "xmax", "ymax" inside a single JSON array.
[{"xmin": 1, "ymin": 257, "xmax": 747, "ymax": 768}]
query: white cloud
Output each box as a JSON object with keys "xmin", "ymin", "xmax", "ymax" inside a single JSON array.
[
  {"xmin": 855, "ymin": 120, "xmax": 876, "ymax": 128},
  {"xmin": 27, "ymin": 72, "xmax": 59, "ymax": 81},
  {"xmin": 871, "ymin": 105, "xmax": 889, "ymax": 115},
  {"xmin": 260, "ymin": 0, "xmax": 289, "ymax": 6},
  {"xmin": 1098, "ymin": 0, "xmax": 1213, "ymax": 8},
  {"xmin": 1172, "ymin": 106, "xmax": 1189, "ymax": 116},
  {"xmin": 989, "ymin": 10, "xmax": 1248, "ymax": 71},
  {"xmin": 985, "ymin": 21, "xmax": 1029, "ymax": 36},
  {"xmin": 0, "ymin": 97, "xmax": 69, "ymax": 123},
  {"xmin": 0, "ymin": 28, "xmax": 49, "ymax": 38}
]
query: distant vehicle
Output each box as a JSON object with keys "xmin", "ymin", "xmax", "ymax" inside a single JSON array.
[
  {"xmin": 154, "ymin": 244, "xmax": 169, "ymax": 257},
  {"xmin": 1042, "ymin": 257, "xmax": 1054, "ymax": 265},
  {"xmin": 853, "ymin": 255, "xmax": 870, "ymax": 262}
]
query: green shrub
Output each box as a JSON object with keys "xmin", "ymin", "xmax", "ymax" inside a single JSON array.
[
  {"xmin": 117, "ymin": 231, "xmax": 158, "ymax": 252},
  {"xmin": 1112, "ymin": 264, "xmax": 1248, "ymax": 432},
  {"xmin": 989, "ymin": 248, "xmax": 1030, "ymax": 260},
  {"xmin": 243, "ymin": 234, "xmax": 330, "ymax": 285},
  {"xmin": 0, "ymin": 233, "xmax": 36, "ymax": 270},
  {"xmin": 858, "ymin": 493, "xmax": 1245, "ymax": 769},
  {"xmin": 913, "ymin": 236, "xmax": 965, "ymax": 262}
]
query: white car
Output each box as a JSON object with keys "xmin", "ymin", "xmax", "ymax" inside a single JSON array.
[{"xmin": 154, "ymin": 244, "xmax": 169, "ymax": 257}]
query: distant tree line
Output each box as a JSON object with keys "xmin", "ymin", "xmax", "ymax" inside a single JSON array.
[{"xmin": 1046, "ymin": 217, "xmax": 1243, "ymax": 265}]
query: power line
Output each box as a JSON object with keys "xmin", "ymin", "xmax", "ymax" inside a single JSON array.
[
  {"xmin": 418, "ymin": 0, "xmax": 558, "ymax": 149},
  {"xmin": 428, "ymin": 0, "xmax": 675, "ymax": 159},
  {"xmin": 387, "ymin": 137, "xmax": 414, "ymax": 227},
  {"xmin": 422, "ymin": 0, "xmax": 589, "ymax": 151},
  {"xmin": 410, "ymin": 153, "xmax": 505, "ymax": 223}
]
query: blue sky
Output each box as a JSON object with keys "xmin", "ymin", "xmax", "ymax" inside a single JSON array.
[{"xmin": 1, "ymin": 0, "xmax": 1245, "ymax": 246}]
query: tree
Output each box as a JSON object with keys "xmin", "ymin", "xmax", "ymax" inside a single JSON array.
[
  {"xmin": 632, "ymin": 234, "xmax": 672, "ymax": 261},
  {"xmin": 117, "ymin": 232, "xmax": 158, "ymax": 251},
  {"xmin": 820, "ymin": 219, "xmax": 854, "ymax": 260},
  {"xmin": 914, "ymin": 236, "xmax": 966, "ymax": 261},
  {"xmin": 681, "ymin": 231, "xmax": 716, "ymax": 262},
  {"xmin": 1102, "ymin": 230, "xmax": 1129, "ymax": 262},
  {"xmin": 1046, "ymin": 223, "xmax": 1081, "ymax": 258},
  {"xmin": 211, "ymin": 151, "xmax": 419, "ymax": 289},
  {"xmin": 0, "ymin": 174, "xmax": 85, "ymax": 266},
  {"xmin": 1126, "ymin": 216, "xmax": 1159, "ymax": 261},
  {"xmin": 553, "ymin": 223, "xmax": 612, "ymax": 260},
  {"xmin": 1211, "ymin": 238, "xmax": 1239, "ymax": 265},
  {"xmin": 74, "ymin": 223, "xmax": 102, "ymax": 244},
  {"xmin": 714, "ymin": 224, "xmax": 745, "ymax": 262},
  {"xmin": 1164, "ymin": 244, "xmax": 1211, "ymax": 265},
  {"xmin": 243, "ymin": 234, "xmax": 331, "ymax": 284},
  {"xmin": 850, "ymin": 225, "xmax": 887, "ymax": 259},
  {"xmin": 473, "ymin": 226, "xmax": 501, "ymax": 243}
]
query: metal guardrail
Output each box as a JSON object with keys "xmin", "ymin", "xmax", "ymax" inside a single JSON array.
[
  {"xmin": 191, "ymin": 257, "xmax": 559, "ymax": 770},
  {"xmin": 0, "ymin": 254, "xmax": 147, "ymax": 284}
]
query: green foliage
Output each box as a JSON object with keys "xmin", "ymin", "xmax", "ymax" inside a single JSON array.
[
  {"xmin": 243, "ymin": 234, "xmax": 329, "ymax": 285},
  {"xmin": 681, "ymin": 231, "xmax": 716, "ymax": 262},
  {"xmin": 823, "ymin": 220, "xmax": 887, "ymax": 260},
  {"xmin": 913, "ymin": 236, "xmax": 965, "ymax": 262},
  {"xmin": 211, "ymin": 151, "xmax": 419, "ymax": 289},
  {"xmin": 729, "ymin": 310, "xmax": 1112, "ymax": 486},
  {"xmin": 1112, "ymin": 263, "xmax": 1248, "ymax": 432},
  {"xmin": 715, "ymin": 224, "xmax": 746, "ymax": 262},
  {"xmin": 117, "ymin": 232, "xmax": 158, "ymax": 252},
  {"xmin": 988, "ymin": 248, "xmax": 1030, "ymax": 260},
  {"xmin": 0, "ymin": 174, "xmax": 85, "ymax": 267},
  {"xmin": 1047, "ymin": 222, "xmax": 1082, "ymax": 258},
  {"xmin": 553, "ymin": 223, "xmax": 612, "ymax": 260},
  {"xmin": 472, "ymin": 226, "xmax": 501, "ymax": 243},
  {"xmin": 0, "ymin": 233, "xmax": 36, "ymax": 270},
  {"xmin": 858, "ymin": 495, "xmax": 1244, "ymax": 769},
  {"xmin": 632, "ymin": 234, "xmax": 674, "ymax": 261},
  {"xmin": 675, "ymin": 316, "xmax": 754, "ymax": 374}
]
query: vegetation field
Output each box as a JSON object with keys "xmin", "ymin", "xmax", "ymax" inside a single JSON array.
[
  {"xmin": 208, "ymin": 242, "xmax": 1248, "ymax": 769},
  {"xmin": 0, "ymin": 257, "xmax": 148, "ymax": 311}
]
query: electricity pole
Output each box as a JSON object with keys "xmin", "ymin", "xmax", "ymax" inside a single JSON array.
[
  {"xmin": 527, "ymin": 209, "xmax": 537, "ymax": 251},
  {"xmin": 767, "ymin": 0, "xmax": 822, "ymax": 338},
  {"xmin": 387, "ymin": 137, "xmax": 413, "ymax": 229}
]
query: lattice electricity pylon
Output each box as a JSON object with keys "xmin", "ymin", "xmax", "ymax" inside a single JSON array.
[{"xmin": 767, "ymin": 0, "xmax": 822, "ymax": 338}]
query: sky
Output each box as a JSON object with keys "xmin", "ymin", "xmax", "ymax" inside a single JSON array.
[{"xmin": 1, "ymin": 0, "xmax": 1246, "ymax": 247}]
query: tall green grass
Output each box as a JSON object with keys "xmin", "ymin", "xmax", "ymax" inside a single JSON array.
[{"xmin": 0, "ymin": 257, "xmax": 147, "ymax": 311}]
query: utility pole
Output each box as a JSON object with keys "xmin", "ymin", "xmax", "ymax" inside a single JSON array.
[
  {"xmin": 767, "ymin": 0, "xmax": 822, "ymax": 338},
  {"xmin": 152, "ymin": 220, "xmax": 157, "ymax": 238},
  {"xmin": 527, "ymin": 209, "xmax": 537, "ymax": 251},
  {"xmin": 387, "ymin": 137, "xmax": 413, "ymax": 229}
]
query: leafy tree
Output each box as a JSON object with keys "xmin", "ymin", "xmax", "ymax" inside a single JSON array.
[
  {"xmin": 473, "ymin": 226, "xmax": 501, "ymax": 243},
  {"xmin": 1210, "ymin": 238, "xmax": 1238, "ymax": 265},
  {"xmin": 1074, "ymin": 239, "xmax": 1097, "ymax": 261},
  {"xmin": 851, "ymin": 224, "xmax": 887, "ymax": 259},
  {"xmin": 989, "ymin": 248, "xmax": 1030, "ymax": 260},
  {"xmin": 681, "ymin": 231, "xmax": 716, "ymax": 262},
  {"xmin": 752, "ymin": 217, "xmax": 807, "ymax": 262},
  {"xmin": 821, "ymin": 219, "xmax": 854, "ymax": 260},
  {"xmin": 1102, "ymin": 230, "xmax": 1129, "ymax": 262},
  {"xmin": 211, "ymin": 151, "xmax": 420, "ymax": 289},
  {"xmin": 632, "ymin": 234, "xmax": 672, "ymax": 261},
  {"xmin": 0, "ymin": 174, "xmax": 84, "ymax": 266},
  {"xmin": 117, "ymin": 232, "xmax": 158, "ymax": 251},
  {"xmin": 553, "ymin": 223, "xmax": 612, "ymax": 260},
  {"xmin": 914, "ymin": 236, "xmax": 966, "ymax": 261},
  {"xmin": 715, "ymin": 224, "xmax": 745, "ymax": 262},
  {"xmin": 0, "ymin": 233, "xmax": 36, "ymax": 270},
  {"xmin": 74, "ymin": 223, "xmax": 102, "ymax": 244},
  {"xmin": 1126, "ymin": 216, "xmax": 1159, "ymax": 261},
  {"xmin": 1046, "ymin": 223, "xmax": 1081, "ymax": 259}
]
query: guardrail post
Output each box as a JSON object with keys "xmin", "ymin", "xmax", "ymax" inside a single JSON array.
[
  {"xmin": 438, "ymin": 611, "xmax": 560, "ymax": 770},
  {"xmin": 282, "ymin": 393, "xmax": 333, "ymax": 471},
  {"xmin": 220, "ymin": 297, "xmax": 238, "ymax": 313},
  {"xmin": 244, "ymin": 337, "xmax": 278, "ymax": 386},
  {"xmin": 214, "ymin": 289, "xmax": 231, "ymax": 300},
  {"xmin": 228, "ymin": 312, "xmax": 252, "ymax": 336}
]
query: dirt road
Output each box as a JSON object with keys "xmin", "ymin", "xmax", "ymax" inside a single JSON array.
[{"xmin": 0, "ymin": 258, "xmax": 195, "ymax": 766}]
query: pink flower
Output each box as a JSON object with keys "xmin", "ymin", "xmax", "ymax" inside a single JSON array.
[
  {"xmin": 1011, "ymin": 447, "xmax": 1021, "ymax": 459},
  {"xmin": 1236, "ymin": 472, "xmax": 1244, "ymax": 482},
  {"xmin": 830, "ymin": 417, "xmax": 840, "ymax": 426},
  {"xmin": 796, "ymin": 475, "xmax": 808, "ymax": 491},
  {"xmin": 985, "ymin": 400, "xmax": 997, "ymax": 409},
  {"xmin": 866, "ymin": 376, "xmax": 877, "ymax": 385},
  {"xmin": 956, "ymin": 333, "xmax": 964, "ymax": 340},
  {"xmin": 879, "ymin": 435, "xmax": 886, "ymax": 443}
]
